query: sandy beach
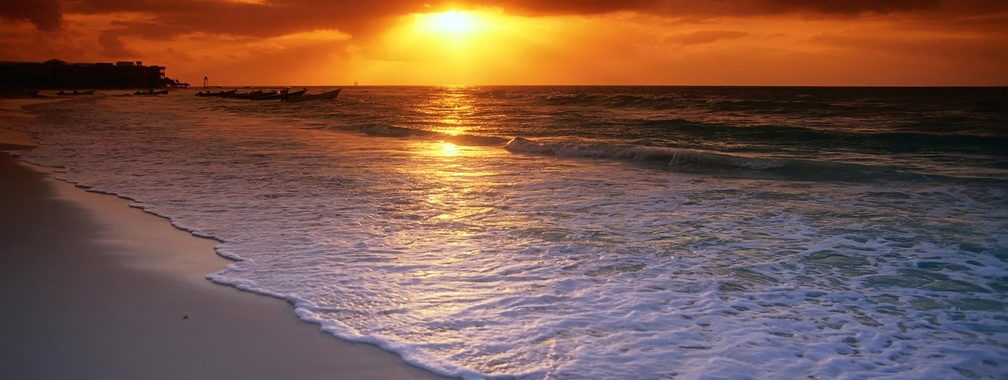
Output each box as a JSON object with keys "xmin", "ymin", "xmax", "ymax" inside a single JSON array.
[{"xmin": 0, "ymin": 125, "xmax": 453, "ymax": 379}]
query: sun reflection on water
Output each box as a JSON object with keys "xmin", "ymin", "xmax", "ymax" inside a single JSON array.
[
  {"xmin": 440, "ymin": 141, "xmax": 460, "ymax": 156},
  {"xmin": 418, "ymin": 86, "xmax": 477, "ymax": 136},
  {"xmin": 381, "ymin": 87, "xmax": 522, "ymax": 323}
]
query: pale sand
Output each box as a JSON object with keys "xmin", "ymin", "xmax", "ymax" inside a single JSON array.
[{"xmin": 0, "ymin": 145, "xmax": 455, "ymax": 377}]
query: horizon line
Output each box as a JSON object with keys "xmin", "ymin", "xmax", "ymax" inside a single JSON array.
[{"xmin": 197, "ymin": 84, "xmax": 1008, "ymax": 88}]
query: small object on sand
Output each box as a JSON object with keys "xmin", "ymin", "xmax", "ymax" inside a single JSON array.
[{"xmin": 182, "ymin": 314, "xmax": 189, "ymax": 320}]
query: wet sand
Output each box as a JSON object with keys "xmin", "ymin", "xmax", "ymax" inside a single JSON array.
[{"xmin": 0, "ymin": 125, "xmax": 454, "ymax": 379}]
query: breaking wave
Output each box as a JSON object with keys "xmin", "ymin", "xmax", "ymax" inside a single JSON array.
[
  {"xmin": 501, "ymin": 136, "xmax": 973, "ymax": 182},
  {"xmin": 504, "ymin": 136, "xmax": 783, "ymax": 170}
]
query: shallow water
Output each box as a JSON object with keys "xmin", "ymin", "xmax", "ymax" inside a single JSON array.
[{"xmin": 14, "ymin": 86, "xmax": 1008, "ymax": 379}]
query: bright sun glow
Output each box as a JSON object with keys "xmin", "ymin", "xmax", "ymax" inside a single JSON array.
[
  {"xmin": 365, "ymin": 8, "xmax": 550, "ymax": 85},
  {"xmin": 420, "ymin": 11, "xmax": 479, "ymax": 35},
  {"xmin": 440, "ymin": 142, "xmax": 460, "ymax": 156}
]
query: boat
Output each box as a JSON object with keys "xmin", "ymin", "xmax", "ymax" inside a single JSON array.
[
  {"xmin": 231, "ymin": 88, "xmax": 294, "ymax": 99},
  {"xmin": 285, "ymin": 88, "xmax": 308, "ymax": 98},
  {"xmin": 225, "ymin": 88, "xmax": 313, "ymax": 101},
  {"xmin": 232, "ymin": 90, "xmax": 266, "ymax": 100},
  {"xmin": 249, "ymin": 90, "xmax": 285, "ymax": 100},
  {"xmin": 57, "ymin": 90, "xmax": 95, "ymax": 95},
  {"xmin": 283, "ymin": 89, "xmax": 341, "ymax": 103},
  {"xmin": 134, "ymin": 89, "xmax": 169, "ymax": 96},
  {"xmin": 247, "ymin": 88, "xmax": 307, "ymax": 101},
  {"xmin": 196, "ymin": 89, "xmax": 237, "ymax": 98}
]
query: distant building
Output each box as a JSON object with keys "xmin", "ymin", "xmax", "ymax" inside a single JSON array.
[{"xmin": 0, "ymin": 59, "xmax": 187, "ymax": 89}]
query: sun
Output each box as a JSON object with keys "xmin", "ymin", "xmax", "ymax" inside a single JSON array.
[{"xmin": 420, "ymin": 11, "xmax": 479, "ymax": 35}]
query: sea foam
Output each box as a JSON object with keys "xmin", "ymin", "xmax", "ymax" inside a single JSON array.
[{"xmin": 13, "ymin": 88, "xmax": 1008, "ymax": 379}]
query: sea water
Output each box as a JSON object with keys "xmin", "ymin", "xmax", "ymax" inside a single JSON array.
[{"xmin": 13, "ymin": 86, "xmax": 1008, "ymax": 379}]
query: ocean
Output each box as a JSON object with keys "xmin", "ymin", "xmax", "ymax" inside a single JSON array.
[{"xmin": 13, "ymin": 86, "xmax": 1008, "ymax": 379}]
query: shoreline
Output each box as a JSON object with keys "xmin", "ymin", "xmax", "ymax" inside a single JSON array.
[{"xmin": 0, "ymin": 126, "xmax": 454, "ymax": 379}]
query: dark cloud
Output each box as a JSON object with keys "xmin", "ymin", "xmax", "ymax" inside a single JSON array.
[
  {"xmin": 64, "ymin": 0, "xmax": 427, "ymax": 39},
  {"xmin": 0, "ymin": 0, "xmax": 62, "ymax": 30},
  {"xmin": 13, "ymin": 0, "xmax": 1008, "ymax": 41},
  {"xmin": 497, "ymin": 0, "xmax": 1002, "ymax": 16}
]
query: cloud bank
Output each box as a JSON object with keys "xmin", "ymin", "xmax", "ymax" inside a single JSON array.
[{"xmin": 3, "ymin": 0, "xmax": 1004, "ymax": 37}]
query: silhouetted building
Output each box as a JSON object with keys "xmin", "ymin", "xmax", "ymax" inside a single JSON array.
[{"xmin": 0, "ymin": 59, "xmax": 185, "ymax": 89}]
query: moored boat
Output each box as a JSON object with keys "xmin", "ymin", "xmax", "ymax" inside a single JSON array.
[
  {"xmin": 134, "ymin": 89, "xmax": 169, "ymax": 96},
  {"xmin": 196, "ymin": 89, "xmax": 237, "ymax": 97},
  {"xmin": 249, "ymin": 90, "xmax": 286, "ymax": 100},
  {"xmin": 58, "ymin": 90, "xmax": 95, "ymax": 95},
  {"xmin": 232, "ymin": 90, "xmax": 265, "ymax": 99},
  {"xmin": 283, "ymin": 88, "xmax": 341, "ymax": 103},
  {"xmin": 247, "ymin": 88, "xmax": 308, "ymax": 100},
  {"xmin": 284, "ymin": 88, "xmax": 308, "ymax": 98}
]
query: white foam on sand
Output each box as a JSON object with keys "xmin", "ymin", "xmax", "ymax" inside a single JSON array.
[{"xmin": 10, "ymin": 94, "xmax": 1008, "ymax": 380}]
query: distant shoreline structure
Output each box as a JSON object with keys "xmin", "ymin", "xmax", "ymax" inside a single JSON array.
[{"xmin": 0, "ymin": 59, "xmax": 188, "ymax": 90}]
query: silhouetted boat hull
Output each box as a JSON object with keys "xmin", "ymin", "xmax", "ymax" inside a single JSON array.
[
  {"xmin": 284, "ymin": 89, "xmax": 341, "ymax": 103},
  {"xmin": 196, "ymin": 89, "xmax": 237, "ymax": 98},
  {"xmin": 134, "ymin": 89, "xmax": 169, "ymax": 96},
  {"xmin": 58, "ymin": 90, "xmax": 95, "ymax": 95},
  {"xmin": 232, "ymin": 90, "xmax": 261, "ymax": 99},
  {"xmin": 250, "ymin": 92, "xmax": 286, "ymax": 100},
  {"xmin": 245, "ymin": 88, "xmax": 308, "ymax": 100},
  {"xmin": 284, "ymin": 88, "xmax": 308, "ymax": 98}
]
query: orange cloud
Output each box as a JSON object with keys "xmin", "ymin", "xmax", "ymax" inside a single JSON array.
[
  {"xmin": 666, "ymin": 30, "xmax": 748, "ymax": 45},
  {"xmin": 0, "ymin": 0, "xmax": 1005, "ymax": 85}
]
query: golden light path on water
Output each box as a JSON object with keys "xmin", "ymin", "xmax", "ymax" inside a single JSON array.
[
  {"xmin": 398, "ymin": 137, "xmax": 507, "ymax": 322},
  {"xmin": 423, "ymin": 86, "xmax": 477, "ymax": 136},
  {"xmin": 375, "ymin": 88, "xmax": 513, "ymax": 322}
]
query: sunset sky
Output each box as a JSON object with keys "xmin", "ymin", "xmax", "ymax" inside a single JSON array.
[{"xmin": 2, "ymin": 0, "xmax": 1006, "ymax": 86}]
